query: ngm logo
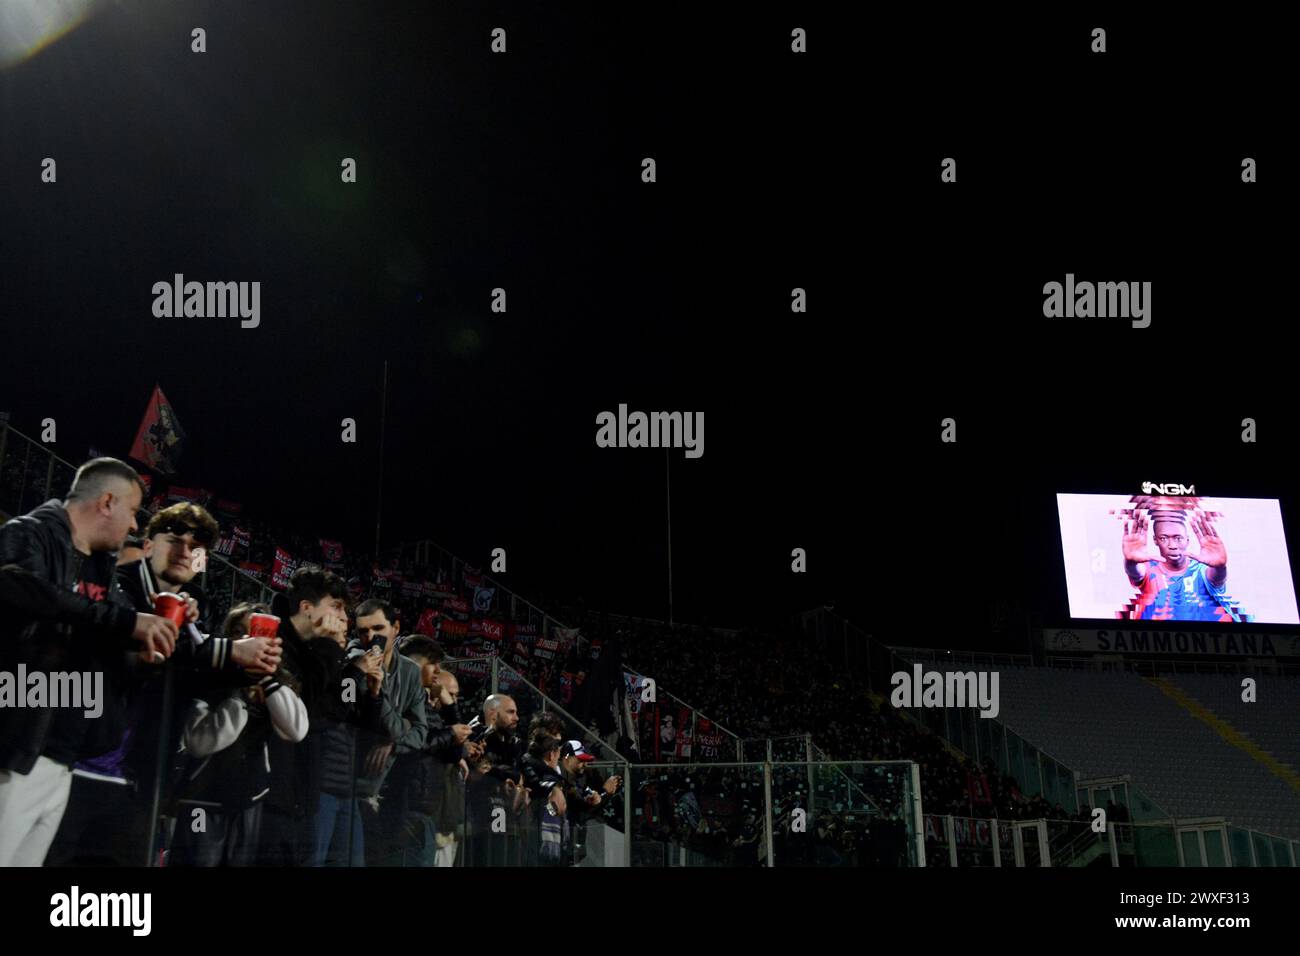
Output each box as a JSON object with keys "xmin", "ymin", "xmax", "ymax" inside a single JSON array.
[{"xmin": 1141, "ymin": 482, "xmax": 1196, "ymax": 495}]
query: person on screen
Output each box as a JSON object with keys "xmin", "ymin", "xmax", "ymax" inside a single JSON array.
[{"xmin": 1120, "ymin": 507, "xmax": 1242, "ymax": 621}]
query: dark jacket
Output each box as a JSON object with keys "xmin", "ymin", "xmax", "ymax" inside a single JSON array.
[
  {"xmin": 115, "ymin": 558, "xmax": 218, "ymax": 658},
  {"xmin": 177, "ymin": 674, "xmax": 309, "ymax": 811},
  {"xmin": 521, "ymin": 753, "xmax": 568, "ymax": 856},
  {"xmin": 264, "ymin": 596, "xmax": 383, "ymax": 817},
  {"xmin": 388, "ymin": 696, "xmax": 465, "ymax": 819},
  {"xmin": 0, "ymin": 500, "xmax": 139, "ymax": 773},
  {"xmin": 483, "ymin": 724, "xmax": 523, "ymax": 784},
  {"xmin": 320, "ymin": 642, "xmax": 429, "ymax": 799},
  {"xmin": 521, "ymin": 753, "xmax": 565, "ymax": 803},
  {"xmin": 112, "ymin": 557, "xmax": 246, "ymax": 790}
]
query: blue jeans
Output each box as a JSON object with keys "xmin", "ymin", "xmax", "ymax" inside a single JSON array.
[{"xmin": 313, "ymin": 793, "xmax": 364, "ymax": 867}]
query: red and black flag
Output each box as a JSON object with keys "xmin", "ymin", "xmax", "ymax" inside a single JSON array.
[{"xmin": 128, "ymin": 385, "xmax": 186, "ymax": 476}]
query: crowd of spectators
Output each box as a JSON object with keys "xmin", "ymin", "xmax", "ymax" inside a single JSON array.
[
  {"xmin": 0, "ymin": 449, "xmax": 1094, "ymax": 868},
  {"xmin": 559, "ymin": 611, "xmax": 1085, "ymax": 826},
  {"xmin": 195, "ymin": 501, "xmax": 1089, "ymax": 841}
]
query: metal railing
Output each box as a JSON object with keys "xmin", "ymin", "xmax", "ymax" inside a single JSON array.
[{"xmin": 888, "ymin": 645, "xmax": 1082, "ymax": 814}]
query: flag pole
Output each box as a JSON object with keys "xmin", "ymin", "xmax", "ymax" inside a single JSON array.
[
  {"xmin": 666, "ymin": 447, "xmax": 673, "ymax": 626},
  {"xmin": 374, "ymin": 360, "xmax": 389, "ymax": 559}
]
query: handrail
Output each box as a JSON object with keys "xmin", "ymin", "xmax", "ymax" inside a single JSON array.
[
  {"xmin": 493, "ymin": 658, "xmax": 628, "ymax": 765},
  {"xmin": 887, "ymin": 645, "xmax": 1083, "ymax": 804},
  {"xmin": 393, "ymin": 538, "xmax": 748, "ymax": 749},
  {"xmin": 0, "ymin": 422, "xmax": 272, "ymax": 601},
  {"xmin": 1049, "ymin": 823, "xmax": 1104, "ymax": 866}
]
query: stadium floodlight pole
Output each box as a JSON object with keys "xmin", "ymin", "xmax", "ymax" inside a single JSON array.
[
  {"xmin": 763, "ymin": 759, "xmax": 775, "ymax": 867},
  {"xmin": 805, "ymin": 734, "xmax": 816, "ymax": 832},
  {"xmin": 665, "ymin": 447, "xmax": 673, "ymax": 626},
  {"xmin": 374, "ymin": 359, "xmax": 389, "ymax": 559},
  {"xmin": 910, "ymin": 761, "xmax": 926, "ymax": 866}
]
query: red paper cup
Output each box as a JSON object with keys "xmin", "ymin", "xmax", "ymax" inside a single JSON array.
[
  {"xmin": 153, "ymin": 592, "xmax": 188, "ymax": 628},
  {"xmin": 248, "ymin": 612, "xmax": 280, "ymax": 638}
]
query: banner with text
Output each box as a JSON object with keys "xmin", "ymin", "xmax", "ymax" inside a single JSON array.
[{"xmin": 1045, "ymin": 627, "xmax": 1300, "ymax": 659}]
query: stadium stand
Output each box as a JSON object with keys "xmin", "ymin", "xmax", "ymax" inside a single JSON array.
[{"xmin": 3, "ymin": 419, "xmax": 1296, "ymax": 865}]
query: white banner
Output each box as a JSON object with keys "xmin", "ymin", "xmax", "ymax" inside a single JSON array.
[{"xmin": 1045, "ymin": 627, "xmax": 1300, "ymax": 659}]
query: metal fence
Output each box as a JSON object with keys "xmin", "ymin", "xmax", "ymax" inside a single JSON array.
[
  {"xmin": 0, "ymin": 420, "xmax": 79, "ymax": 521},
  {"xmin": 386, "ymin": 539, "xmax": 745, "ymax": 763},
  {"xmin": 922, "ymin": 814, "xmax": 1299, "ymax": 867},
  {"xmin": 888, "ymin": 647, "xmax": 1081, "ymax": 814}
]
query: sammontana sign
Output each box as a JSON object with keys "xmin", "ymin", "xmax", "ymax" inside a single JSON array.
[{"xmin": 1045, "ymin": 628, "xmax": 1300, "ymax": 659}]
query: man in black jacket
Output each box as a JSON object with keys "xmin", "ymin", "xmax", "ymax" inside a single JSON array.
[
  {"xmin": 258, "ymin": 566, "xmax": 385, "ymax": 866},
  {"xmin": 46, "ymin": 501, "xmax": 281, "ymax": 866},
  {"xmin": 481, "ymin": 693, "xmax": 522, "ymax": 783},
  {"xmin": 0, "ymin": 458, "xmax": 180, "ymax": 866},
  {"xmin": 382, "ymin": 636, "xmax": 470, "ymax": 865},
  {"xmin": 520, "ymin": 733, "xmax": 568, "ymax": 866}
]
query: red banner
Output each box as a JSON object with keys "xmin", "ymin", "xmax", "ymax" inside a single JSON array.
[
  {"xmin": 967, "ymin": 769, "xmax": 992, "ymax": 809},
  {"xmin": 271, "ymin": 548, "xmax": 296, "ymax": 588},
  {"xmin": 438, "ymin": 619, "xmax": 469, "ymax": 639},
  {"xmin": 238, "ymin": 561, "xmax": 268, "ymax": 579},
  {"xmin": 470, "ymin": 619, "xmax": 505, "ymax": 643},
  {"xmin": 675, "ymin": 707, "xmax": 694, "ymax": 758},
  {"xmin": 128, "ymin": 384, "xmax": 186, "ymax": 476},
  {"xmin": 428, "ymin": 580, "xmax": 458, "ymax": 601}
]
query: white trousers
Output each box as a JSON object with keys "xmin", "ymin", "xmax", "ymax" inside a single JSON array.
[
  {"xmin": 435, "ymin": 838, "xmax": 457, "ymax": 867},
  {"xmin": 0, "ymin": 756, "xmax": 74, "ymax": 866}
]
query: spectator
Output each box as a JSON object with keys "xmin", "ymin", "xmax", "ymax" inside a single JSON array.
[
  {"xmin": 521, "ymin": 733, "xmax": 567, "ymax": 865},
  {"xmin": 481, "ymin": 694, "xmax": 523, "ymax": 783},
  {"xmin": 49, "ymin": 502, "xmax": 282, "ymax": 866},
  {"xmin": 341, "ymin": 598, "xmax": 428, "ymax": 865},
  {"xmin": 0, "ymin": 458, "xmax": 178, "ymax": 866},
  {"xmin": 171, "ymin": 603, "xmax": 308, "ymax": 865},
  {"xmin": 259, "ymin": 566, "xmax": 383, "ymax": 866},
  {"xmin": 383, "ymin": 636, "xmax": 469, "ymax": 866}
]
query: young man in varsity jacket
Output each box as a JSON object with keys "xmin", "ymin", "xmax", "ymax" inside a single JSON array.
[
  {"xmin": 46, "ymin": 502, "xmax": 281, "ymax": 866},
  {"xmin": 170, "ymin": 603, "xmax": 308, "ymax": 866}
]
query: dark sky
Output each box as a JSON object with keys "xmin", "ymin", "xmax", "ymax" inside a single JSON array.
[{"xmin": 1, "ymin": 5, "xmax": 1293, "ymax": 646}]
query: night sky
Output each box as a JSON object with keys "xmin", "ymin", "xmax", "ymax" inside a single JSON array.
[{"xmin": 1, "ymin": 5, "xmax": 1293, "ymax": 647}]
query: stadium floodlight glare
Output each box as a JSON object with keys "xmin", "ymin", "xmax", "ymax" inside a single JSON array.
[{"xmin": 0, "ymin": 0, "xmax": 100, "ymax": 69}]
